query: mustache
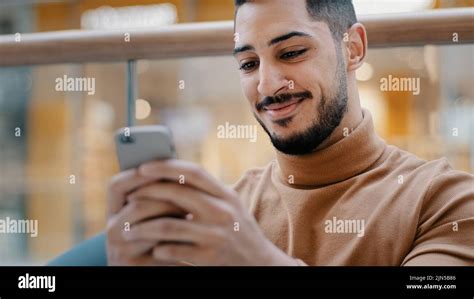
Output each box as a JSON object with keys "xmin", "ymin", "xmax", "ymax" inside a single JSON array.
[{"xmin": 256, "ymin": 91, "xmax": 313, "ymax": 112}]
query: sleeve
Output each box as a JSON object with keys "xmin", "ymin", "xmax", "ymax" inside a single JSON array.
[{"xmin": 401, "ymin": 169, "xmax": 474, "ymax": 266}]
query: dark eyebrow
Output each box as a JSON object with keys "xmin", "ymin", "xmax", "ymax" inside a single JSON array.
[
  {"xmin": 233, "ymin": 45, "xmax": 255, "ymax": 56},
  {"xmin": 233, "ymin": 31, "xmax": 311, "ymax": 56},
  {"xmin": 268, "ymin": 31, "xmax": 311, "ymax": 46}
]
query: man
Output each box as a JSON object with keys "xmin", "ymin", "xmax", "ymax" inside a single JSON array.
[{"xmin": 106, "ymin": 0, "xmax": 474, "ymax": 266}]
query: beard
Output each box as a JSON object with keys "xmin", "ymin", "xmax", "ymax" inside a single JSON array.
[{"xmin": 254, "ymin": 48, "xmax": 348, "ymax": 156}]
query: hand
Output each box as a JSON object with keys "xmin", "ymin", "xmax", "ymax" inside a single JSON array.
[
  {"xmin": 123, "ymin": 159, "xmax": 298, "ymax": 266},
  {"xmin": 106, "ymin": 168, "xmax": 187, "ymax": 266}
]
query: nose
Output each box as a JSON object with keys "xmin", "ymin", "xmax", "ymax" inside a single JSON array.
[{"xmin": 257, "ymin": 61, "xmax": 290, "ymax": 97}]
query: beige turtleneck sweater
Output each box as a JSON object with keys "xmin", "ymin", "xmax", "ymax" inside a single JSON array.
[{"xmin": 233, "ymin": 109, "xmax": 474, "ymax": 266}]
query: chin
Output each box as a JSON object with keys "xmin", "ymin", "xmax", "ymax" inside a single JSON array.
[{"xmin": 270, "ymin": 122, "xmax": 306, "ymax": 139}]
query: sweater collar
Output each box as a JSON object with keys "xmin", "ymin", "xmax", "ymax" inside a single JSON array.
[{"xmin": 275, "ymin": 108, "xmax": 386, "ymax": 187}]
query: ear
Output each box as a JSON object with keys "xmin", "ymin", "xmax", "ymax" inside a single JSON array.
[{"xmin": 344, "ymin": 23, "xmax": 367, "ymax": 72}]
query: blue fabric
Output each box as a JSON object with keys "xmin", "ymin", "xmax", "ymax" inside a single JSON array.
[{"xmin": 46, "ymin": 233, "xmax": 107, "ymax": 266}]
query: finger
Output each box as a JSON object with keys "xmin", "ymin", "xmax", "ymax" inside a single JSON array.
[
  {"xmin": 130, "ymin": 253, "xmax": 198, "ymax": 266},
  {"xmin": 152, "ymin": 243, "xmax": 201, "ymax": 265},
  {"xmin": 124, "ymin": 217, "xmax": 214, "ymax": 244},
  {"xmin": 107, "ymin": 199, "xmax": 187, "ymax": 265},
  {"xmin": 107, "ymin": 168, "xmax": 155, "ymax": 216},
  {"xmin": 118, "ymin": 240, "xmax": 156, "ymax": 259},
  {"xmin": 110, "ymin": 252, "xmax": 183, "ymax": 266},
  {"xmin": 127, "ymin": 182, "xmax": 232, "ymax": 222},
  {"xmin": 125, "ymin": 197, "xmax": 187, "ymax": 225},
  {"xmin": 110, "ymin": 198, "xmax": 185, "ymax": 239},
  {"xmin": 125, "ymin": 255, "xmax": 178, "ymax": 266},
  {"xmin": 106, "ymin": 233, "xmax": 156, "ymax": 259},
  {"xmin": 138, "ymin": 159, "xmax": 233, "ymax": 199}
]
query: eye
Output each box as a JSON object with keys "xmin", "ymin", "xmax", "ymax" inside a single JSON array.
[
  {"xmin": 239, "ymin": 60, "xmax": 259, "ymax": 72},
  {"xmin": 280, "ymin": 49, "xmax": 308, "ymax": 60}
]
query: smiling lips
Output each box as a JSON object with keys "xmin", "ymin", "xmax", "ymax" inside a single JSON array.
[{"xmin": 263, "ymin": 97, "xmax": 306, "ymax": 119}]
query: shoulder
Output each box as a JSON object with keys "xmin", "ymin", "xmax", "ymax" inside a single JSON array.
[
  {"xmin": 371, "ymin": 145, "xmax": 473, "ymax": 220},
  {"xmin": 395, "ymin": 154, "xmax": 474, "ymax": 265},
  {"xmin": 383, "ymin": 145, "xmax": 471, "ymax": 189},
  {"xmin": 415, "ymin": 156, "xmax": 473, "ymax": 219},
  {"xmin": 373, "ymin": 146, "xmax": 473, "ymax": 265},
  {"xmin": 390, "ymin": 148, "xmax": 473, "ymax": 224}
]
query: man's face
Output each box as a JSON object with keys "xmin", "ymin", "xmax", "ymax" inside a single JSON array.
[{"xmin": 234, "ymin": 0, "xmax": 348, "ymax": 155}]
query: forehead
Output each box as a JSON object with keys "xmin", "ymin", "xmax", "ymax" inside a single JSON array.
[
  {"xmin": 236, "ymin": 0, "xmax": 307, "ymax": 24},
  {"xmin": 235, "ymin": 0, "xmax": 329, "ymax": 47}
]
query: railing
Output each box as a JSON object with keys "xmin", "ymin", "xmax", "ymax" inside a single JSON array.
[
  {"xmin": 1, "ymin": 7, "xmax": 472, "ymax": 125},
  {"xmin": 0, "ymin": 7, "xmax": 473, "ymax": 66}
]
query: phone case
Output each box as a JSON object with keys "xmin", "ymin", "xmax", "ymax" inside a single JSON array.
[{"xmin": 114, "ymin": 125, "xmax": 176, "ymax": 170}]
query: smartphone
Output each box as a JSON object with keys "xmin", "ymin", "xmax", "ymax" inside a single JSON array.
[{"xmin": 114, "ymin": 125, "xmax": 176, "ymax": 171}]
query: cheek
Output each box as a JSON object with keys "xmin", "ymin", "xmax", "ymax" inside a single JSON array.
[
  {"xmin": 317, "ymin": 52, "xmax": 339, "ymax": 91},
  {"xmin": 285, "ymin": 61, "xmax": 318, "ymax": 91},
  {"xmin": 240, "ymin": 76, "xmax": 259, "ymax": 106},
  {"xmin": 296, "ymin": 60, "xmax": 330, "ymax": 98}
]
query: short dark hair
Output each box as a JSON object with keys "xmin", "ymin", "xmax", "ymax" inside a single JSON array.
[{"xmin": 234, "ymin": 0, "xmax": 357, "ymax": 40}]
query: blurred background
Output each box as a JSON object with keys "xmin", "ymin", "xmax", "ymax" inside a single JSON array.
[{"xmin": 0, "ymin": 0, "xmax": 473, "ymax": 265}]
